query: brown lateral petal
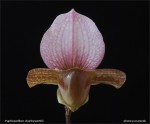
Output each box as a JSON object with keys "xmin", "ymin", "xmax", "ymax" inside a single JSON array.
[
  {"xmin": 26, "ymin": 68, "xmax": 59, "ymax": 88},
  {"xmin": 92, "ymin": 69, "xmax": 126, "ymax": 88}
]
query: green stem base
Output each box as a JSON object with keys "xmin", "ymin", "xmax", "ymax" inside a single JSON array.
[{"xmin": 65, "ymin": 106, "xmax": 72, "ymax": 124}]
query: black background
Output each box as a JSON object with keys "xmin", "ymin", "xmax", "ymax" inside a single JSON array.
[{"xmin": 1, "ymin": 1, "xmax": 149, "ymax": 123}]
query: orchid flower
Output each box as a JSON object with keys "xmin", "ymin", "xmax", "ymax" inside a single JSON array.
[{"xmin": 26, "ymin": 9, "xmax": 126, "ymax": 124}]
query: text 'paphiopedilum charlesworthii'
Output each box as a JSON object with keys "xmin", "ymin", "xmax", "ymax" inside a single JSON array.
[{"xmin": 26, "ymin": 9, "xmax": 126, "ymax": 124}]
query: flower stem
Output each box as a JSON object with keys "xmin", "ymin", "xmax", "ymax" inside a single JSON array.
[{"xmin": 65, "ymin": 106, "xmax": 72, "ymax": 124}]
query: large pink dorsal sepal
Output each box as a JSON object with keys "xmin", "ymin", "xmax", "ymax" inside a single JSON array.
[{"xmin": 40, "ymin": 9, "xmax": 105, "ymax": 70}]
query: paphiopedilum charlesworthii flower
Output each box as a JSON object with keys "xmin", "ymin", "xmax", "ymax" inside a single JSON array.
[{"xmin": 26, "ymin": 9, "xmax": 126, "ymax": 122}]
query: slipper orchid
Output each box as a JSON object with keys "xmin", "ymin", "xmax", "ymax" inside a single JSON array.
[{"xmin": 26, "ymin": 9, "xmax": 126, "ymax": 123}]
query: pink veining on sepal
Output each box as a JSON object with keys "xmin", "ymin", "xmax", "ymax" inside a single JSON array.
[{"xmin": 40, "ymin": 9, "xmax": 105, "ymax": 70}]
